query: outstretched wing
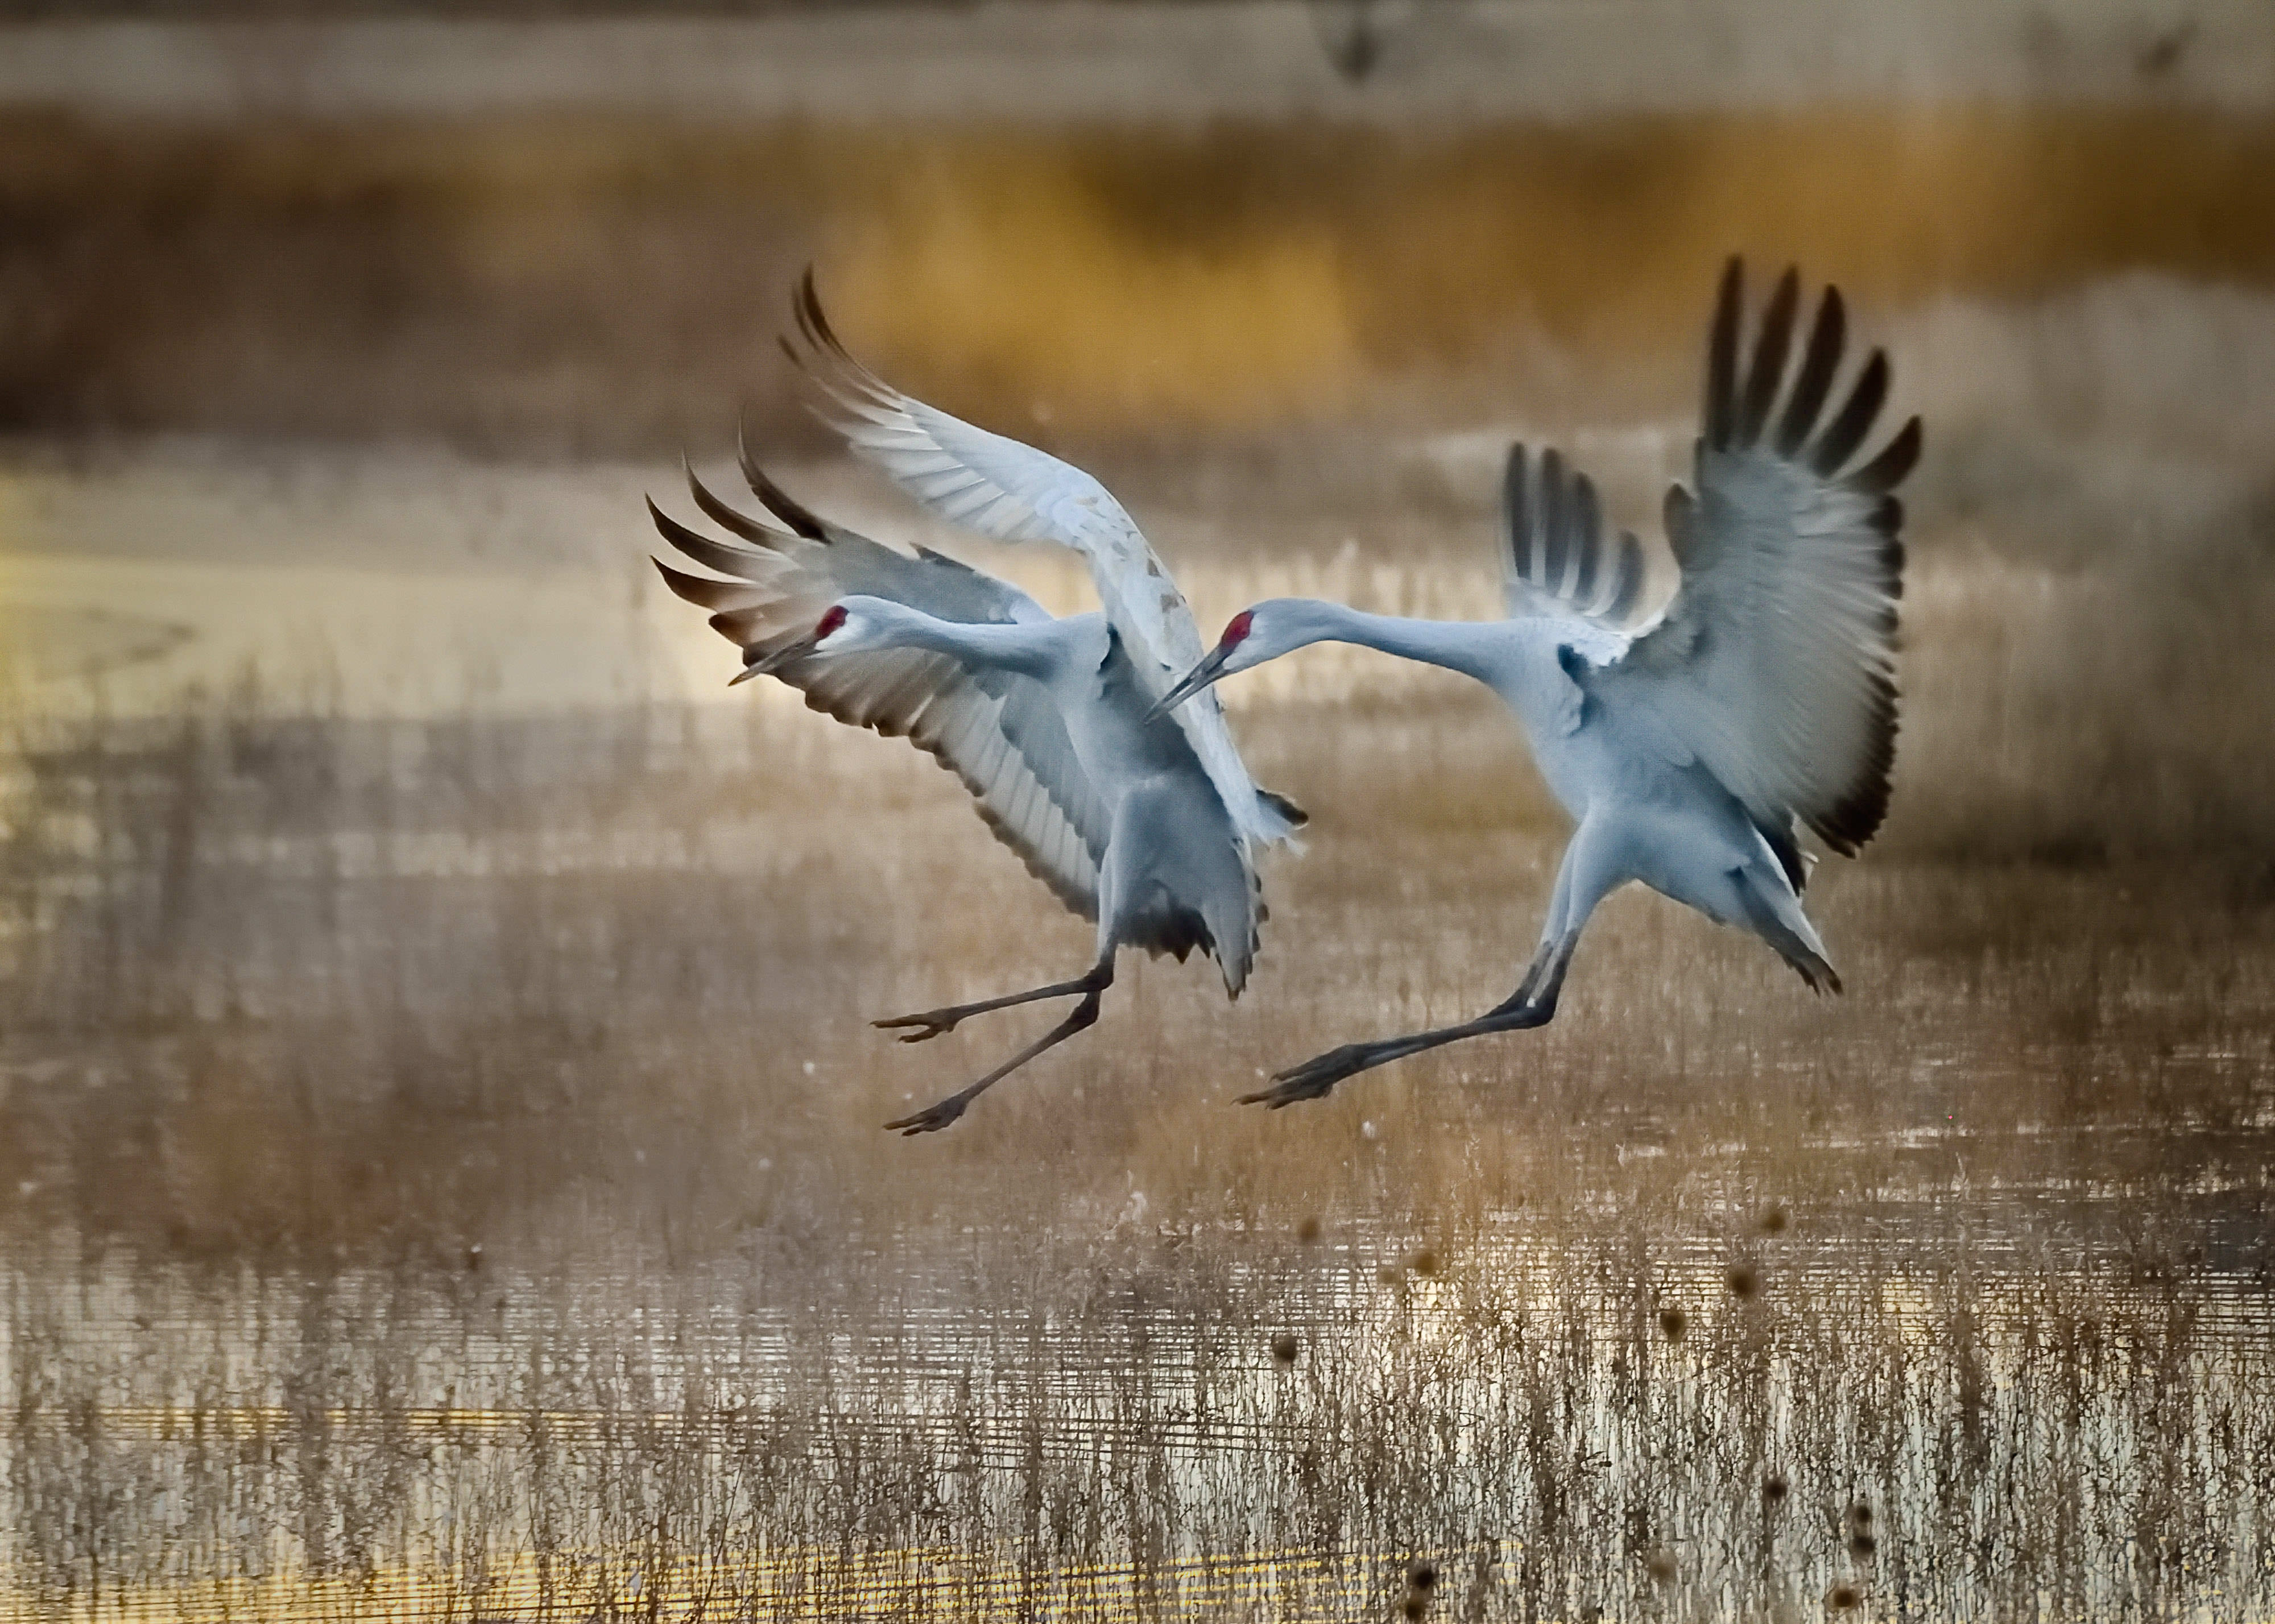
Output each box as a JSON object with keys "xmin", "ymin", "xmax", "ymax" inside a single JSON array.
[
  {"xmin": 1500, "ymin": 442, "xmax": 1647, "ymax": 630},
  {"xmin": 651, "ymin": 451, "xmax": 1113, "ymax": 920},
  {"xmin": 781, "ymin": 275, "xmax": 1301, "ymax": 850},
  {"xmin": 1598, "ymin": 260, "xmax": 1918, "ymax": 856}
]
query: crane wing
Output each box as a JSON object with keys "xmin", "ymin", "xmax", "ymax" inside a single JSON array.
[
  {"xmin": 651, "ymin": 456, "xmax": 1112, "ymax": 921},
  {"xmin": 783, "ymin": 275, "xmax": 1303, "ymax": 850},
  {"xmin": 1500, "ymin": 442, "xmax": 1647, "ymax": 630},
  {"xmin": 1596, "ymin": 260, "xmax": 1918, "ymax": 856}
]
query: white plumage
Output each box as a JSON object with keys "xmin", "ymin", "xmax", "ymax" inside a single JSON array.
[
  {"xmin": 651, "ymin": 454, "xmax": 1112, "ymax": 921},
  {"xmin": 1603, "ymin": 264, "xmax": 1913, "ymax": 859},
  {"xmin": 1155, "ymin": 260, "xmax": 1918, "ymax": 1105},
  {"xmin": 787, "ymin": 275, "xmax": 1304, "ymax": 853},
  {"xmin": 650, "ymin": 288, "xmax": 1302, "ymax": 1133}
]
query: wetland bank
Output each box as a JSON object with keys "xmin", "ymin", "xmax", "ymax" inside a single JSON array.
[
  {"xmin": 7, "ymin": 437, "xmax": 2273, "ymax": 1620},
  {"xmin": 6, "ymin": 4, "xmax": 2275, "ymax": 1618}
]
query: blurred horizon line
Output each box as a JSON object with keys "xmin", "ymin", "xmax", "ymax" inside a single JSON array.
[{"xmin": 3, "ymin": 0, "xmax": 2272, "ymax": 126}]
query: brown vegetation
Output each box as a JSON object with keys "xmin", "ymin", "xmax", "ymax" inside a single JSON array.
[
  {"xmin": 3, "ymin": 84, "xmax": 2273, "ymax": 1624},
  {"xmin": 3, "ymin": 575, "xmax": 2273, "ymax": 1613},
  {"xmin": 5, "ymin": 106, "xmax": 2274, "ymax": 450}
]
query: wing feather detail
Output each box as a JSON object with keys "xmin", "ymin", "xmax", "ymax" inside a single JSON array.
[
  {"xmin": 1501, "ymin": 443, "xmax": 1648, "ymax": 630},
  {"xmin": 1602, "ymin": 259, "xmax": 1916, "ymax": 857},
  {"xmin": 780, "ymin": 272, "xmax": 1300, "ymax": 851},
  {"xmin": 651, "ymin": 462, "xmax": 1111, "ymax": 921}
]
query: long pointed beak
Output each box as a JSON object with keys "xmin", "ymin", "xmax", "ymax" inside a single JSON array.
[
  {"xmin": 731, "ymin": 633, "xmax": 818, "ymax": 685},
  {"xmin": 1144, "ymin": 644, "xmax": 1234, "ymax": 723}
]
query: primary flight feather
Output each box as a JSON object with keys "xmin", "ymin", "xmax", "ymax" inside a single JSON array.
[
  {"xmin": 1156, "ymin": 259, "xmax": 1918, "ymax": 1106},
  {"xmin": 651, "ymin": 285, "xmax": 1303, "ymax": 1133}
]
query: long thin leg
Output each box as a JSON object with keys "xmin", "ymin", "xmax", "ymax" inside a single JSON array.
[
  {"xmin": 872, "ymin": 966, "xmax": 1108, "ymax": 1043},
  {"xmin": 1241, "ymin": 930, "xmax": 1580, "ymax": 1108},
  {"xmin": 1245, "ymin": 818, "xmax": 1623, "ymax": 1109},
  {"xmin": 883, "ymin": 958, "xmax": 1114, "ymax": 1134}
]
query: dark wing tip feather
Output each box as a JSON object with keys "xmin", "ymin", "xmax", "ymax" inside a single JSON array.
[
  {"xmin": 650, "ymin": 556, "xmax": 767, "ymax": 621},
  {"xmin": 651, "ymin": 555, "xmax": 721, "ymax": 607},
  {"xmin": 1538, "ymin": 446, "xmax": 1570, "ymax": 587},
  {"xmin": 1570, "ymin": 471, "xmax": 1603, "ymax": 600},
  {"xmin": 1774, "ymin": 286, "xmax": 1846, "ymax": 458},
  {"xmin": 647, "ymin": 494, "xmax": 775, "ymax": 583},
  {"xmin": 1851, "ymin": 415, "xmax": 1922, "ymax": 495},
  {"xmin": 794, "ymin": 266, "xmax": 826, "ymax": 345},
  {"xmin": 709, "ymin": 606, "xmax": 778, "ymax": 649},
  {"xmin": 793, "ymin": 268, "xmax": 862, "ymax": 372},
  {"xmin": 1808, "ymin": 677, "xmax": 1901, "ymax": 854},
  {"xmin": 1501, "ymin": 442, "xmax": 1531, "ymax": 578},
  {"xmin": 1260, "ymin": 789, "xmax": 1309, "ymax": 829},
  {"xmin": 1811, "ymin": 349, "xmax": 1889, "ymax": 478},
  {"xmin": 1603, "ymin": 532, "xmax": 1646, "ymax": 623},
  {"xmin": 1703, "ymin": 256, "xmax": 1744, "ymax": 451},
  {"xmin": 735, "ymin": 420, "xmax": 831, "ymax": 542},
  {"xmin": 1736, "ymin": 266, "xmax": 1801, "ymax": 446},
  {"xmin": 684, "ymin": 456, "xmax": 785, "ymax": 546},
  {"xmin": 1664, "ymin": 484, "xmax": 1699, "ymax": 565},
  {"xmin": 1756, "ymin": 813, "xmax": 1808, "ymax": 896}
]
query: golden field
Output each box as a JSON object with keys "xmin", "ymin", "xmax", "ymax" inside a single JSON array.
[{"xmin": 3, "ymin": 41, "xmax": 2273, "ymax": 1619}]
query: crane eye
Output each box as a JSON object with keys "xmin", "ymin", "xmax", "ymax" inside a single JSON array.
[
  {"xmin": 1221, "ymin": 610, "xmax": 1255, "ymax": 648},
  {"xmin": 814, "ymin": 604, "xmax": 849, "ymax": 640}
]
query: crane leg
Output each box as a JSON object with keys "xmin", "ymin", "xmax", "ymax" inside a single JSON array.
[
  {"xmin": 1239, "ymin": 933, "xmax": 1579, "ymax": 1108},
  {"xmin": 883, "ymin": 955, "xmax": 1115, "ymax": 1134},
  {"xmin": 1243, "ymin": 818, "xmax": 1623, "ymax": 1109},
  {"xmin": 872, "ymin": 964, "xmax": 1111, "ymax": 1043}
]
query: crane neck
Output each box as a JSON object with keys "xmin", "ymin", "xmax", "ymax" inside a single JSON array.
[
  {"xmin": 865, "ymin": 604, "xmax": 1070, "ymax": 681},
  {"xmin": 1288, "ymin": 602, "xmax": 1506, "ymax": 686}
]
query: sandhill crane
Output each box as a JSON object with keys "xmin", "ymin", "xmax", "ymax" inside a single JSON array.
[
  {"xmin": 1154, "ymin": 260, "xmax": 1919, "ymax": 1107},
  {"xmin": 649, "ymin": 281, "xmax": 1304, "ymax": 1134}
]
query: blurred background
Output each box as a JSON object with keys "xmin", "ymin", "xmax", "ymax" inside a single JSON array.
[
  {"xmin": 6, "ymin": 0, "xmax": 2275, "ymax": 837},
  {"xmin": 4, "ymin": 4, "xmax": 2275, "ymax": 1620}
]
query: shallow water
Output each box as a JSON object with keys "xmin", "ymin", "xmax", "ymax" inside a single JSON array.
[
  {"xmin": 5, "ymin": 350, "xmax": 2274, "ymax": 1621},
  {"xmin": 6, "ymin": 1126, "xmax": 2272, "ymax": 1623}
]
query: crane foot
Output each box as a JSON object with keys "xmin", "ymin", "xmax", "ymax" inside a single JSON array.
[
  {"xmin": 884, "ymin": 1093, "xmax": 971, "ymax": 1134},
  {"xmin": 1238, "ymin": 1043, "xmax": 1379, "ymax": 1108},
  {"xmin": 872, "ymin": 1009, "xmax": 962, "ymax": 1043},
  {"xmin": 1248, "ymin": 1001, "xmax": 1556, "ymax": 1107}
]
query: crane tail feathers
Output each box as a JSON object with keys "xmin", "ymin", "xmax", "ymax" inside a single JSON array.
[{"xmin": 1736, "ymin": 869, "xmax": 1842, "ymax": 995}]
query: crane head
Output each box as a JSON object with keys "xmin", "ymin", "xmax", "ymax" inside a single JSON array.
[
  {"xmin": 733, "ymin": 602, "xmax": 854, "ymax": 684},
  {"xmin": 1146, "ymin": 604, "xmax": 1276, "ymax": 720}
]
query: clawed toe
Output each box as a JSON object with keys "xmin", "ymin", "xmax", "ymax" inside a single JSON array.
[
  {"xmin": 883, "ymin": 1095, "xmax": 970, "ymax": 1135},
  {"xmin": 1235, "ymin": 1079, "xmax": 1332, "ymax": 1109},
  {"xmin": 1242, "ymin": 999, "xmax": 1557, "ymax": 1111},
  {"xmin": 872, "ymin": 1010, "xmax": 959, "ymax": 1044},
  {"xmin": 1237, "ymin": 1044, "xmax": 1378, "ymax": 1109}
]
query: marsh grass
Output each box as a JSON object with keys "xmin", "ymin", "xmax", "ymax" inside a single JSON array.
[
  {"xmin": 3, "ymin": 564, "xmax": 2273, "ymax": 1616},
  {"xmin": 3, "ymin": 1170, "xmax": 2270, "ymax": 1620},
  {"xmin": 3, "ymin": 97, "xmax": 2274, "ymax": 1615}
]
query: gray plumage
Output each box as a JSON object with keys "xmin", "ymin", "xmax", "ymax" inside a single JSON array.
[
  {"xmin": 651, "ymin": 285, "xmax": 1302, "ymax": 1133},
  {"xmin": 652, "ymin": 461, "xmax": 1113, "ymax": 923},
  {"xmin": 1155, "ymin": 258, "xmax": 1918, "ymax": 1108}
]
